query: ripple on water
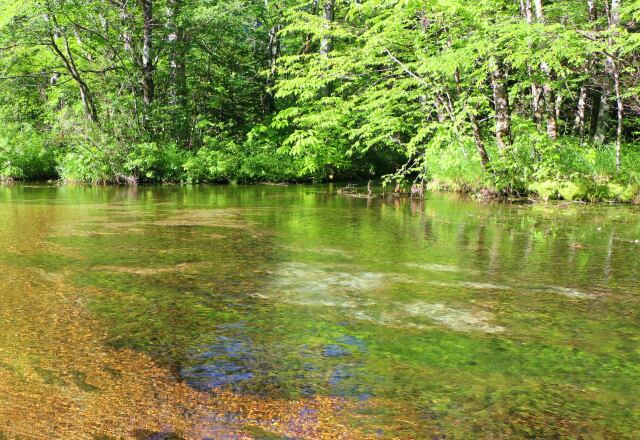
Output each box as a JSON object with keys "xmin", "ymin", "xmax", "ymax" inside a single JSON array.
[
  {"xmin": 94, "ymin": 261, "xmax": 213, "ymax": 276},
  {"xmin": 274, "ymin": 262, "xmax": 385, "ymax": 292},
  {"xmin": 404, "ymin": 262, "xmax": 479, "ymax": 274},
  {"xmin": 426, "ymin": 280, "xmax": 512, "ymax": 291},
  {"xmin": 269, "ymin": 262, "xmax": 506, "ymax": 334},
  {"xmin": 351, "ymin": 305, "xmax": 503, "ymax": 334},
  {"xmin": 282, "ymin": 245, "xmax": 353, "ymax": 259},
  {"xmin": 404, "ymin": 302, "xmax": 505, "ymax": 334},
  {"xmin": 268, "ymin": 262, "xmax": 385, "ymax": 308},
  {"xmin": 544, "ymin": 286, "xmax": 596, "ymax": 299}
]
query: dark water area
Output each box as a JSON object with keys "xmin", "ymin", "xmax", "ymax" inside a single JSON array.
[{"xmin": 0, "ymin": 184, "xmax": 639, "ymax": 438}]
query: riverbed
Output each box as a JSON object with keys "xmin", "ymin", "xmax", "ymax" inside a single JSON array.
[{"xmin": 0, "ymin": 184, "xmax": 638, "ymax": 439}]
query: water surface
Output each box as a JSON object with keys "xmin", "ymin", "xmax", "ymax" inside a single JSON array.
[{"xmin": 0, "ymin": 184, "xmax": 639, "ymax": 439}]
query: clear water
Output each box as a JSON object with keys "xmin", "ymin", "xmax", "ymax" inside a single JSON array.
[{"xmin": 0, "ymin": 184, "xmax": 639, "ymax": 439}]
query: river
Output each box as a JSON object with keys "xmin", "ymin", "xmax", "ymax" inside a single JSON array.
[{"xmin": 0, "ymin": 184, "xmax": 638, "ymax": 439}]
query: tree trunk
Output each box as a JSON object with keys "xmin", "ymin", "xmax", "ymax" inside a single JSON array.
[
  {"xmin": 120, "ymin": 5, "xmax": 134, "ymax": 52},
  {"xmin": 78, "ymin": 82, "xmax": 99, "ymax": 123},
  {"xmin": 168, "ymin": 0, "xmax": 188, "ymax": 144},
  {"xmin": 491, "ymin": 59, "xmax": 512, "ymax": 151},
  {"xmin": 266, "ymin": 23, "xmax": 282, "ymax": 112},
  {"xmin": 541, "ymin": 76, "xmax": 558, "ymax": 140},
  {"xmin": 533, "ymin": 0, "xmax": 558, "ymax": 140},
  {"xmin": 523, "ymin": 0, "xmax": 544, "ymax": 125},
  {"xmin": 532, "ymin": 79, "xmax": 544, "ymax": 125},
  {"xmin": 168, "ymin": 0, "xmax": 186, "ymax": 106},
  {"xmin": 433, "ymin": 96, "xmax": 447, "ymax": 124},
  {"xmin": 319, "ymin": 0, "xmax": 335, "ymax": 96},
  {"xmin": 609, "ymin": 0, "xmax": 622, "ymax": 171},
  {"xmin": 575, "ymin": 2, "xmax": 596, "ymax": 141},
  {"xmin": 610, "ymin": 0, "xmax": 621, "ymax": 25},
  {"xmin": 613, "ymin": 61, "xmax": 623, "ymax": 171},
  {"xmin": 302, "ymin": 0, "xmax": 319, "ymax": 54},
  {"xmin": 533, "ymin": 0, "xmax": 544, "ymax": 20},
  {"xmin": 470, "ymin": 113, "xmax": 490, "ymax": 169},
  {"xmin": 320, "ymin": 0, "xmax": 335, "ymax": 57},
  {"xmin": 594, "ymin": 82, "xmax": 611, "ymax": 144},
  {"xmin": 595, "ymin": 0, "xmax": 623, "ymax": 151},
  {"xmin": 587, "ymin": 0, "xmax": 597, "ymax": 21},
  {"xmin": 574, "ymin": 85, "xmax": 588, "ymax": 138},
  {"xmin": 555, "ymin": 93, "xmax": 562, "ymax": 122},
  {"xmin": 139, "ymin": 0, "xmax": 154, "ymax": 107},
  {"xmin": 520, "ymin": 0, "xmax": 542, "ymax": 124},
  {"xmin": 455, "ymin": 67, "xmax": 489, "ymax": 168},
  {"xmin": 46, "ymin": 14, "xmax": 99, "ymax": 123}
]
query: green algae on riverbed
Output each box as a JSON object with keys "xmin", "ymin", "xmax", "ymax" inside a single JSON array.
[{"xmin": 0, "ymin": 184, "xmax": 639, "ymax": 438}]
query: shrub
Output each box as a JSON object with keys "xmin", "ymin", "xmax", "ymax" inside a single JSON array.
[
  {"xmin": 124, "ymin": 142, "xmax": 188, "ymax": 183},
  {"xmin": 0, "ymin": 124, "xmax": 56, "ymax": 180}
]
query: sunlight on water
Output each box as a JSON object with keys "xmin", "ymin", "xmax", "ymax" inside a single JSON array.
[{"xmin": 0, "ymin": 184, "xmax": 639, "ymax": 438}]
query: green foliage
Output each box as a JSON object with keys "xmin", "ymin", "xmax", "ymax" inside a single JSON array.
[
  {"xmin": 0, "ymin": 123, "xmax": 55, "ymax": 180},
  {"xmin": 271, "ymin": 0, "xmax": 640, "ymax": 201},
  {"xmin": 0, "ymin": 0, "xmax": 637, "ymax": 201},
  {"xmin": 125, "ymin": 143, "xmax": 188, "ymax": 183},
  {"xmin": 423, "ymin": 143, "xmax": 486, "ymax": 193},
  {"xmin": 57, "ymin": 149, "xmax": 119, "ymax": 185},
  {"xmin": 182, "ymin": 124, "xmax": 305, "ymax": 183}
]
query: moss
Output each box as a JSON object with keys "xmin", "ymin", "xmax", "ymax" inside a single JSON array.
[
  {"xmin": 529, "ymin": 180, "xmax": 561, "ymax": 200},
  {"xmin": 558, "ymin": 181, "xmax": 585, "ymax": 201},
  {"xmin": 607, "ymin": 183, "xmax": 638, "ymax": 203}
]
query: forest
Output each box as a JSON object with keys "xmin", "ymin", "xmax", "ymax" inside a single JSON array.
[{"xmin": 0, "ymin": 0, "xmax": 638, "ymax": 201}]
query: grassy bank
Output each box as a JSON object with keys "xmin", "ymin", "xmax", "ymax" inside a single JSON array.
[
  {"xmin": 3, "ymin": 130, "xmax": 638, "ymax": 204},
  {"xmin": 423, "ymin": 136, "xmax": 640, "ymax": 203},
  {"xmin": 1, "ymin": 104, "xmax": 638, "ymax": 204}
]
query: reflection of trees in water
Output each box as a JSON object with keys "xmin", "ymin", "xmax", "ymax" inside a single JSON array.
[{"xmin": 2, "ymin": 186, "xmax": 640, "ymax": 437}]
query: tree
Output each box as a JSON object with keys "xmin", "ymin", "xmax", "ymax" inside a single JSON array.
[{"xmin": 0, "ymin": 0, "xmax": 637, "ymax": 198}]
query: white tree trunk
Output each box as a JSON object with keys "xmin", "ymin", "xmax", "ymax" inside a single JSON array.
[{"xmin": 491, "ymin": 58, "xmax": 512, "ymax": 152}]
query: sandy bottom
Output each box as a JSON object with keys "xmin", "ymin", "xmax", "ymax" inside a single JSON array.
[{"xmin": 0, "ymin": 265, "xmax": 379, "ymax": 439}]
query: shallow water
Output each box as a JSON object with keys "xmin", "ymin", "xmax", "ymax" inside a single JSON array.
[{"xmin": 0, "ymin": 184, "xmax": 639, "ymax": 439}]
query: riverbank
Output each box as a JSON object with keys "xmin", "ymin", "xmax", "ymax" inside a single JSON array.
[
  {"xmin": 429, "ymin": 180, "xmax": 640, "ymax": 205},
  {"xmin": 3, "ymin": 136, "xmax": 639, "ymax": 203},
  {"xmin": 3, "ymin": 177, "xmax": 640, "ymax": 205}
]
